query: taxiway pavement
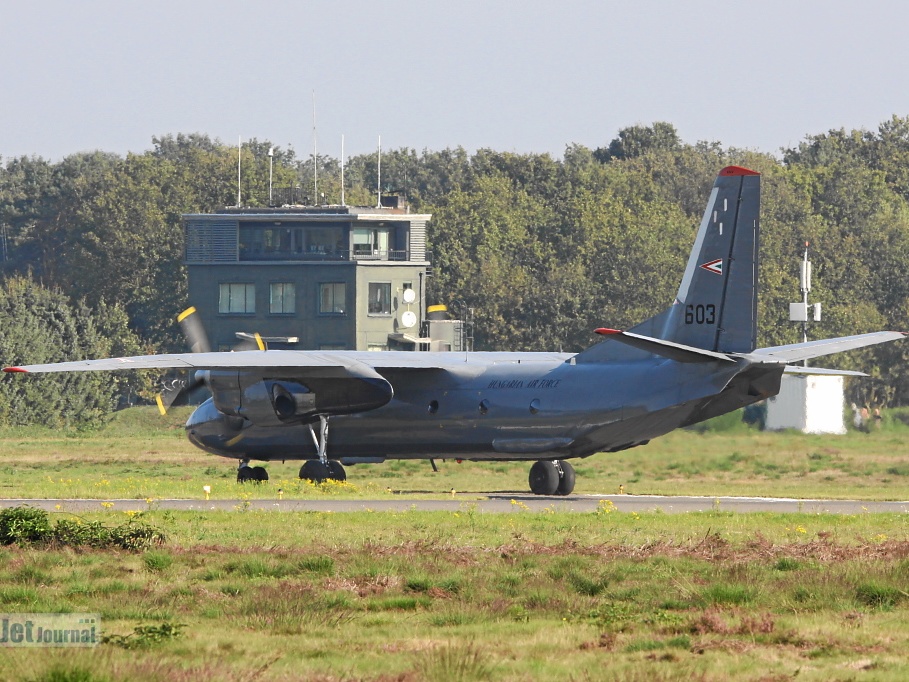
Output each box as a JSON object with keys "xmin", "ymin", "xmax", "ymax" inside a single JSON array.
[{"xmin": 2, "ymin": 495, "xmax": 908, "ymax": 514}]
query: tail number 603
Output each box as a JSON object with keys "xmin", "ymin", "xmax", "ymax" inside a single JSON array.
[{"xmin": 685, "ymin": 304, "xmax": 716, "ymax": 325}]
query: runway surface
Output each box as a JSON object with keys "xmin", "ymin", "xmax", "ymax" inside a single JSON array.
[{"xmin": 3, "ymin": 494, "xmax": 909, "ymax": 514}]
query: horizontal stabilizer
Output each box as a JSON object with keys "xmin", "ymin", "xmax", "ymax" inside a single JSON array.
[
  {"xmin": 594, "ymin": 329, "xmax": 736, "ymax": 364},
  {"xmin": 783, "ymin": 366, "xmax": 868, "ymax": 377},
  {"xmin": 752, "ymin": 331, "xmax": 906, "ymax": 363}
]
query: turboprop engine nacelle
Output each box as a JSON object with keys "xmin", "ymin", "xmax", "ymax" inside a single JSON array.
[
  {"xmin": 228, "ymin": 375, "xmax": 393, "ymax": 427},
  {"xmin": 271, "ymin": 381, "xmax": 317, "ymax": 422}
]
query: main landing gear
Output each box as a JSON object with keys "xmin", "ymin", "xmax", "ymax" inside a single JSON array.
[
  {"xmin": 298, "ymin": 415, "xmax": 347, "ymax": 483},
  {"xmin": 237, "ymin": 459, "xmax": 269, "ymax": 483},
  {"xmin": 299, "ymin": 459, "xmax": 346, "ymax": 483},
  {"xmin": 528, "ymin": 459, "xmax": 575, "ymax": 496}
]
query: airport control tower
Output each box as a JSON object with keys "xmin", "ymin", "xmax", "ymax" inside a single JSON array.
[{"xmin": 183, "ymin": 195, "xmax": 433, "ymax": 352}]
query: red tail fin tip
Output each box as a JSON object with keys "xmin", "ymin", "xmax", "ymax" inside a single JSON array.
[{"xmin": 719, "ymin": 166, "xmax": 760, "ymax": 176}]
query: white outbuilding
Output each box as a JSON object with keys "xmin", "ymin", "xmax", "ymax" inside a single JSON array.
[{"xmin": 765, "ymin": 374, "xmax": 846, "ymax": 434}]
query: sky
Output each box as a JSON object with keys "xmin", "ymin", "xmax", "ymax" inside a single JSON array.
[{"xmin": 2, "ymin": 0, "xmax": 909, "ymax": 162}]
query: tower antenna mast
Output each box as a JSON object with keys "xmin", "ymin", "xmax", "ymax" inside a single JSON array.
[
  {"xmin": 340, "ymin": 134, "xmax": 345, "ymax": 206},
  {"xmin": 376, "ymin": 135, "xmax": 381, "ymax": 208},
  {"xmin": 312, "ymin": 91, "xmax": 318, "ymax": 204}
]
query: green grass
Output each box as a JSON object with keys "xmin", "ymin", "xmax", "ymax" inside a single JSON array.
[
  {"xmin": 1, "ymin": 406, "xmax": 909, "ymax": 501},
  {"xmin": 0, "ymin": 510, "xmax": 909, "ymax": 679}
]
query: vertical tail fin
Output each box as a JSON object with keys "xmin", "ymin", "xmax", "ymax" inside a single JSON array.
[
  {"xmin": 632, "ymin": 166, "xmax": 760, "ymax": 353},
  {"xmin": 576, "ymin": 166, "xmax": 760, "ymax": 363}
]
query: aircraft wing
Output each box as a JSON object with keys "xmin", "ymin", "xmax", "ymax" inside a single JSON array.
[
  {"xmin": 2, "ymin": 349, "xmax": 567, "ymax": 375},
  {"xmin": 3, "ymin": 351, "xmax": 361, "ymax": 374},
  {"xmin": 750, "ymin": 331, "xmax": 906, "ymax": 364},
  {"xmin": 2, "ymin": 351, "xmax": 412, "ymax": 381}
]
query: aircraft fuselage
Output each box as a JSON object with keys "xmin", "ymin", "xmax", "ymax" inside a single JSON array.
[{"xmin": 186, "ymin": 351, "xmax": 770, "ymax": 463}]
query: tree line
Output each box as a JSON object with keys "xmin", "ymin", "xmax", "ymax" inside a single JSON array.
[{"xmin": 2, "ymin": 118, "xmax": 909, "ymax": 424}]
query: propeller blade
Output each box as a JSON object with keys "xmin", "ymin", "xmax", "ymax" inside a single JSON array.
[
  {"xmin": 156, "ymin": 373, "xmax": 205, "ymax": 415},
  {"xmin": 177, "ymin": 307, "xmax": 211, "ymax": 354},
  {"xmin": 157, "ymin": 308, "xmax": 266, "ymax": 413},
  {"xmin": 232, "ymin": 332, "xmax": 266, "ymax": 352},
  {"xmin": 156, "ymin": 307, "xmax": 212, "ymax": 414}
]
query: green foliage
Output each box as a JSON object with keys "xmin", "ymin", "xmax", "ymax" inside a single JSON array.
[
  {"xmin": 856, "ymin": 582, "xmax": 904, "ymax": 609},
  {"xmin": 102, "ymin": 621, "xmax": 185, "ymax": 649},
  {"xmin": 595, "ymin": 121, "xmax": 682, "ymax": 161},
  {"xmin": 0, "ymin": 275, "xmax": 142, "ymax": 426},
  {"xmin": 107, "ymin": 520, "xmax": 166, "ymax": 551},
  {"xmin": 30, "ymin": 667, "xmax": 110, "ymax": 682},
  {"xmin": 52, "ymin": 519, "xmax": 112, "ymax": 548},
  {"xmin": 143, "ymin": 550, "xmax": 173, "ymax": 572},
  {"xmin": 700, "ymin": 584, "xmax": 754, "ymax": 606},
  {"xmin": 0, "ymin": 506, "xmax": 53, "ymax": 544},
  {"xmin": 0, "ymin": 505, "xmax": 164, "ymax": 550},
  {"xmin": 297, "ymin": 555, "xmax": 335, "ymax": 575},
  {"xmin": 773, "ymin": 557, "xmax": 801, "ymax": 572}
]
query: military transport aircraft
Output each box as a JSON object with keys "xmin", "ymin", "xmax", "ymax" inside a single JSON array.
[{"xmin": 4, "ymin": 166, "xmax": 906, "ymax": 495}]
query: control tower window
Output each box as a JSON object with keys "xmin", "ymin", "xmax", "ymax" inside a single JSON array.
[
  {"xmin": 219, "ymin": 283, "xmax": 255, "ymax": 314},
  {"xmin": 368, "ymin": 282, "xmax": 391, "ymax": 315}
]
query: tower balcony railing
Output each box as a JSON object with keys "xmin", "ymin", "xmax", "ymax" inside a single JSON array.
[{"xmin": 237, "ymin": 249, "xmax": 412, "ymax": 263}]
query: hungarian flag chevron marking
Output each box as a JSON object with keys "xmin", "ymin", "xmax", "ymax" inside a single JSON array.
[{"xmin": 699, "ymin": 258, "xmax": 723, "ymax": 275}]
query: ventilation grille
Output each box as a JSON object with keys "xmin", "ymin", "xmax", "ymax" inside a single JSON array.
[{"xmin": 185, "ymin": 221, "xmax": 238, "ymax": 263}]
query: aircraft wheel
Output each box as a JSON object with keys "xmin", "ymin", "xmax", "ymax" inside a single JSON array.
[
  {"xmin": 237, "ymin": 466, "xmax": 257, "ymax": 483},
  {"xmin": 556, "ymin": 460, "xmax": 576, "ymax": 496},
  {"xmin": 299, "ymin": 460, "xmax": 331, "ymax": 483},
  {"xmin": 326, "ymin": 460, "xmax": 347, "ymax": 482},
  {"xmin": 529, "ymin": 460, "xmax": 559, "ymax": 495},
  {"xmin": 251, "ymin": 466, "xmax": 269, "ymax": 482}
]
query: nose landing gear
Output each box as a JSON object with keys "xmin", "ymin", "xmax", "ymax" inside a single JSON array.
[{"xmin": 528, "ymin": 459, "xmax": 575, "ymax": 496}]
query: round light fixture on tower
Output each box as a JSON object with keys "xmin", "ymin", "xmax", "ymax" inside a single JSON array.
[{"xmin": 402, "ymin": 288, "xmax": 416, "ymax": 304}]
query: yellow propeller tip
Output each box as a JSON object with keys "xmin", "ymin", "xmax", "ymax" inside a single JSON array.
[{"xmin": 177, "ymin": 307, "xmax": 197, "ymax": 323}]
